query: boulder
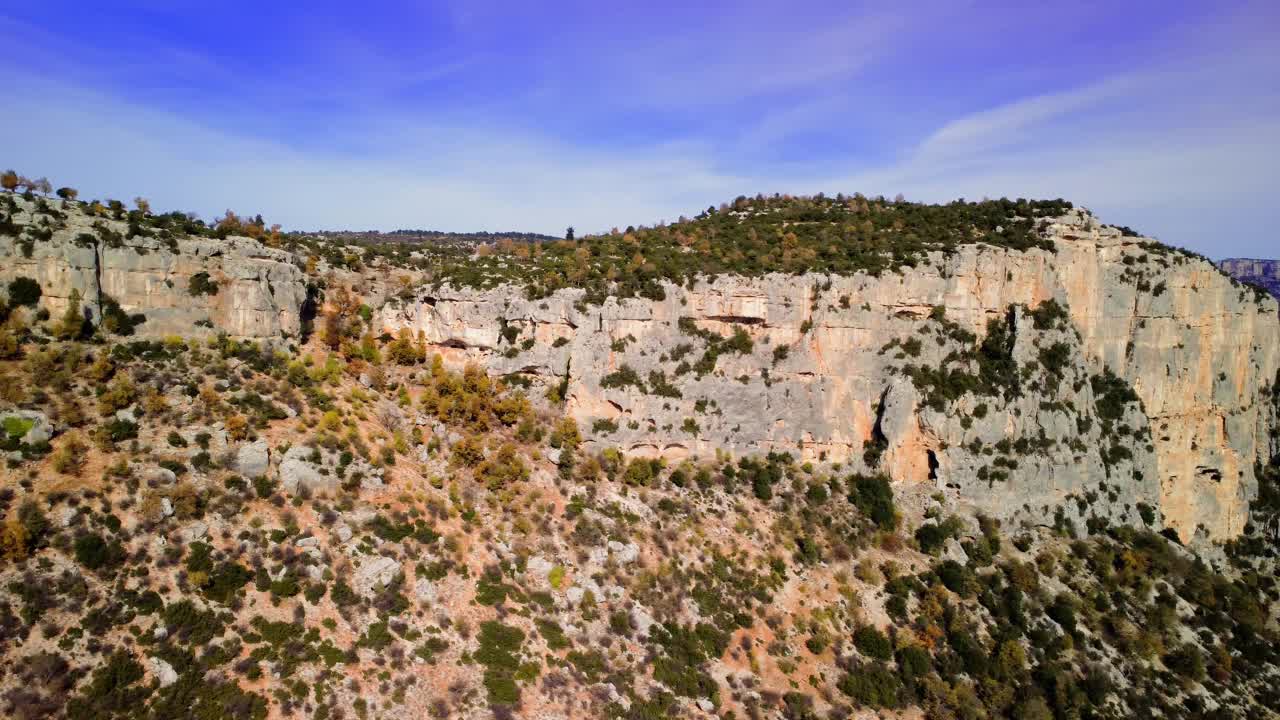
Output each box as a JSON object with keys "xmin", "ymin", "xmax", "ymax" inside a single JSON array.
[
  {"xmin": 179, "ymin": 521, "xmax": 208, "ymax": 543},
  {"xmin": 525, "ymin": 555, "xmax": 555, "ymax": 589},
  {"xmin": 148, "ymin": 467, "xmax": 178, "ymax": 485},
  {"xmin": 607, "ymin": 540, "xmax": 640, "ymax": 565},
  {"xmin": 148, "ymin": 657, "xmax": 178, "ymax": 688},
  {"xmin": 414, "ymin": 578, "xmax": 438, "ymax": 605},
  {"xmin": 57, "ymin": 507, "xmax": 78, "ymax": 528},
  {"xmin": 355, "ymin": 556, "xmax": 401, "ymax": 596},
  {"xmin": 279, "ymin": 445, "xmax": 336, "ymax": 496},
  {"xmin": 236, "ymin": 439, "xmax": 271, "ymax": 478}
]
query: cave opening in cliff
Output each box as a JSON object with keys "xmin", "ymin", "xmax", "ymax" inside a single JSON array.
[
  {"xmin": 927, "ymin": 450, "xmax": 939, "ymax": 482},
  {"xmin": 298, "ymin": 284, "xmax": 320, "ymax": 343}
]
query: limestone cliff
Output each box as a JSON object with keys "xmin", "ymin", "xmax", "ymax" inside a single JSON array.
[
  {"xmin": 0, "ymin": 196, "xmax": 307, "ymax": 339},
  {"xmin": 377, "ymin": 210, "xmax": 1280, "ymax": 541},
  {"xmin": 1220, "ymin": 257, "xmax": 1280, "ymax": 299}
]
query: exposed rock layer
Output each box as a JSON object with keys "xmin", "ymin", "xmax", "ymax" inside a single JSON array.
[
  {"xmin": 1220, "ymin": 258, "xmax": 1280, "ymax": 299},
  {"xmin": 377, "ymin": 211, "xmax": 1280, "ymax": 541},
  {"xmin": 5, "ymin": 195, "xmax": 1278, "ymax": 541},
  {"xmin": 0, "ymin": 197, "xmax": 307, "ymax": 339}
]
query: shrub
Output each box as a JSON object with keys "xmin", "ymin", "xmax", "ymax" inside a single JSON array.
[
  {"xmin": 838, "ymin": 662, "xmax": 901, "ymax": 708},
  {"xmin": 475, "ymin": 620, "xmax": 526, "ymax": 705},
  {"xmin": 1164, "ymin": 644, "xmax": 1206, "ymax": 681},
  {"xmin": 600, "ymin": 364, "xmax": 645, "ymax": 392},
  {"xmin": 915, "ymin": 516, "xmax": 964, "ymax": 555},
  {"xmin": 7, "ymin": 277, "xmax": 41, "ymax": 307},
  {"xmin": 936, "ymin": 559, "xmax": 975, "ymax": 596},
  {"xmin": 188, "ymin": 272, "xmax": 219, "ymax": 296},
  {"xmin": 850, "ymin": 474, "xmax": 896, "ymax": 529},
  {"xmin": 853, "ymin": 625, "xmax": 893, "ymax": 660},
  {"xmin": 475, "ymin": 442, "xmax": 528, "ymax": 489},
  {"xmin": 74, "ymin": 533, "xmax": 124, "ymax": 572},
  {"xmin": 51, "ymin": 434, "xmax": 88, "ymax": 475}
]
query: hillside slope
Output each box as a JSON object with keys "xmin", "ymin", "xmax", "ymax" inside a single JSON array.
[{"xmin": 1, "ymin": 186, "xmax": 1279, "ymax": 720}]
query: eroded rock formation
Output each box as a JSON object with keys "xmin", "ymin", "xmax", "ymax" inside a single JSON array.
[
  {"xmin": 377, "ymin": 210, "xmax": 1280, "ymax": 541},
  {"xmin": 1220, "ymin": 258, "xmax": 1280, "ymax": 299},
  {"xmin": 0, "ymin": 196, "xmax": 307, "ymax": 339}
]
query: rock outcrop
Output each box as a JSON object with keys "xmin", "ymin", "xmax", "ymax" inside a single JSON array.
[
  {"xmin": 0, "ymin": 196, "xmax": 307, "ymax": 339},
  {"xmin": 1220, "ymin": 258, "xmax": 1280, "ymax": 299},
  {"xmin": 378, "ymin": 210, "xmax": 1280, "ymax": 541}
]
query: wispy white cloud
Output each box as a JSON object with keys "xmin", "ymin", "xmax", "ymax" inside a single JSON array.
[
  {"xmin": 0, "ymin": 70, "xmax": 739, "ymax": 235},
  {"xmin": 911, "ymin": 76, "xmax": 1138, "ymax": 164},
  {"xmin": 1, "ymin": 2, "xmax": 1277, "ymax": 258}
]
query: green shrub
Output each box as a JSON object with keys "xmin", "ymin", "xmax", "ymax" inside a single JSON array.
[
  {"xmin": 74, "ymin": 532, "xmax": 125, "ymax": 572},
  {"xmin": 188, "ymin": 272, "xmax": 219, "ymax": 296},
  {"xmin": 600, "ymin": 364, "xmax": 645, "ymax": 392},
  {"xmin": 850, "ymin": 474, "xmax": 896, "ymax": 529},
  {"xmin": 853, "ymin": 625, "xmax": 893, "ymax": 660},
  {"xmin": 838, "ymin": 661, "xmax": 901, "ymax": 708},
  {"xmin": 915, "ymin": 516, "xmax": 964, "ymax": 555},
  {"xmin": 475, "ymin": 620, "xmax": 526, "ymax": 705},
  {"xmin": 7, "ymin": 276, "xmax": 41, "ymax": 306}
]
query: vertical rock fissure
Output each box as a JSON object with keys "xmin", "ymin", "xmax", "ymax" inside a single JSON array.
[{"xmin": 90, "ymin": 236, "xmax": 104, "ymax": 324}]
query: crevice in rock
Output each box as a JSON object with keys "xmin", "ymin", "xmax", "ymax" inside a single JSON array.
[
  {"xmin": 90, "ymin": 235, "xmax": 104, "ymax": 323},
  {"xmin": 299, "ymin": 283, "xmax": 320, "ymax": 343},
  {"xmin": 706, "ymin": 315, "xmax": 766, "ymax": 326},
  {"xmin": 1196, "ymin": 466, "xmax": 1223, "ymax": 483}
]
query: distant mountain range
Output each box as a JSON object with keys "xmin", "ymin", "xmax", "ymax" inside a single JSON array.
[{"xmin": 1220, "ymin": 258, "xmax": 1280, "ymax": 299}]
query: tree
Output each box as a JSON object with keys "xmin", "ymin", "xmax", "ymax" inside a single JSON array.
[
  {"xmin": 214, "ymin": 209, "xmax": 243, "ymax": 237},
  {"xmin": 386, "ymin": 328, "xmax": 424, "ymax": 365},
  {"xmin": 7, "ymin": 277, "xmax": 41, "ymax": 307},
  {"xmin": 322, "ymin": 285, "xmax": 358, "ymax": 350},
  {"xmin": 134, "ymin": 197, "xmax": 150, "ymax": 214},
  {"xmin": 56, "ymin": 187, "xmax": 79, "ymax": 201},
  {"xmin": 33, "ymin": 177, "xmax": 52, "ymax": 195},
  {"xmin": 54, "ymin": 288, "xmax": 88, "ymax": 340},
  {"xmin": 225, "ymin": 414, "xmax": 249, "ymax": 441},
  {"xmin": 0, "ymin": 518, "xmax": 29, "ymax": 563},
  {"xmin": 51, "ymin": 433, "xmax": 88, "ymax": 475},
  {"xmin": 0, "ymin": 170, "xmax": 18, "ymax": 192},
  {"xmin": 565, "ymin": 226, "xmax": 575, "ymax": 241},
  {"xmin": 321, "ymin": 308, "xmax": 342, "ymax": 350}
]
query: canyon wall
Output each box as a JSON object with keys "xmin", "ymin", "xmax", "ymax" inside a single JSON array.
[
  {"xmin": 5, "ymin": 194, "xmax": 1277, "ymax": 541},
  {"xmin": 378, "ymin": 211, "xmax": 1280, "ymax": 541},
  {"xmin": 1220, "ymin": 258, "xmax": 1280, "ymax": 299},
  {"xmin": 0, "ymin": 197, "xmax": 307, "ymax": 339}
]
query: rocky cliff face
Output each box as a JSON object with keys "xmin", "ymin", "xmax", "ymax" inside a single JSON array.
[
  {"xmin": 378, "ymin": 210, "xmax": 1280, "ymax": 541},
  {"xmin": 0, "ymin": 196, "xmax": 307, "ymax": 339},
  {"xmin": 1220, "ymin": 258, "xmax": 1280, "ymax": 299},
  {"xmin": 5, "ymin": 193, "xmax": 1276, "ymax": 541}
]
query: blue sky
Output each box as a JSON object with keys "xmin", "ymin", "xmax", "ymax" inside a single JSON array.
[{"xmin": 2, "ymin": 1, "xmax": 1277, "ymax": 257}]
